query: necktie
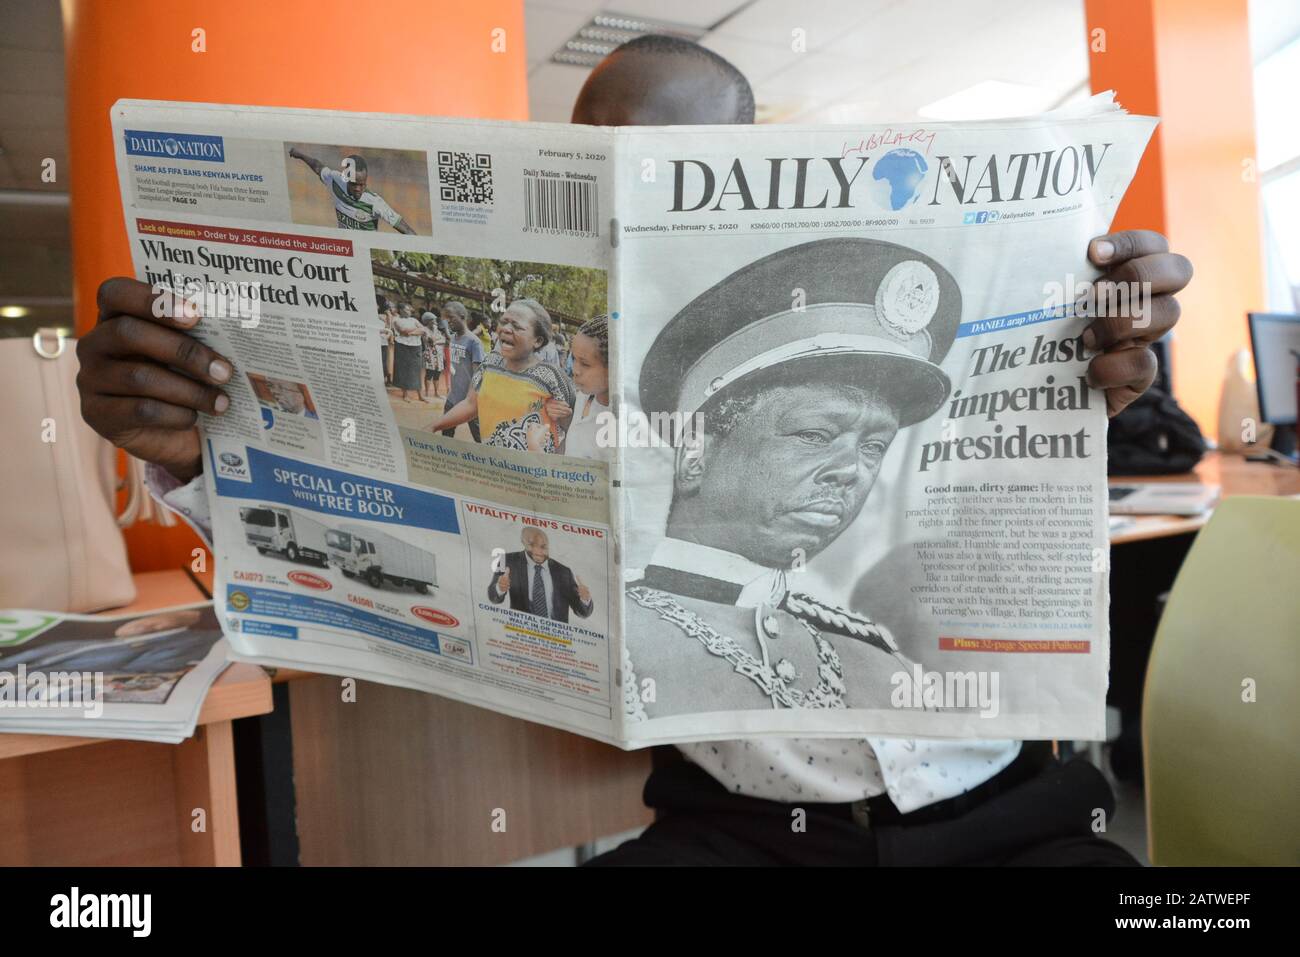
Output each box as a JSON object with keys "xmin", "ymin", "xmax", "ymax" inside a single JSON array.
[{"xmin": 530, "ymin": 563, "xmax": 548, "ymax": 618}]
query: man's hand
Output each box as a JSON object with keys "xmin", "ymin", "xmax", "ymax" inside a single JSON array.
[
  {"xmin": 1081, "ymin": 230, "xmax": 1192, "ymax": 417},
  {"xmin": 76, "ymin": 278, "xmax": 234, "ymax": 483},
  {"xmin": 577, "ymin": 576, "xmax": 591, "ymax": 605},
  {"xmin": 497, "ymin": 568, "xmax": 511, "ymax": 594}
]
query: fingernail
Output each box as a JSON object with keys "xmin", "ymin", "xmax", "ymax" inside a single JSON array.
[
  {"xmin": 210, "ymin": 359, "xmax": 232, "ymax": 382},
  {"xmin": 1093, "ymin": 239, "xmax": 1114, "ymax": 263},
  {"xmin": 214, "ymin": 393, "xmax": 230, "ymax": 414},
  {"xmin": 171, "ymin": 298, "xmax": 199, "ymax": 327},
  {"xmin": 1081, "ymin": 327, "xmax": 1098, "ymax": 351}
]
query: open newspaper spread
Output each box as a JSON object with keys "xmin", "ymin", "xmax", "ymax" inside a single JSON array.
[{"xmin": 110, "ymin": 96, "xmax": 1155, "ymax": 747}]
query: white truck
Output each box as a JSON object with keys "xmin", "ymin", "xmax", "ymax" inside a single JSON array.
[
  {"xmin": 238, "ymin": 505, "xmax": 331, "ymax": 567},
  {"xmin": 326, "ymin": 523, "xmax": 437, "ymax": 594}
]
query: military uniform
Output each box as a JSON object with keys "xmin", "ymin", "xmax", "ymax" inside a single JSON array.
[
  {"xmin": 623, "ymin": 538, "xmax": 917, "ymax": 719},
  {"xmin": 627, "ymin": 237, "xmax": 962, "ymax": 719}
]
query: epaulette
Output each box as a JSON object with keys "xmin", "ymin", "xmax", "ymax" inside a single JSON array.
[{"xmin": 781, "ymin": 591, "xmax": 900, "ymax": 654}]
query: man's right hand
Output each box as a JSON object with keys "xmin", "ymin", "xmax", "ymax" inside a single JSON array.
[
  {"xmin": 76, "ymin": 278, "xmax": 234, "ymax": 483},
  {"xmin": 496, "ymin": 568, "xmax": 511, "ymax": 594}
]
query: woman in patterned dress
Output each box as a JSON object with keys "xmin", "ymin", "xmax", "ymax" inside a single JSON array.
[{"xmin": 427, "ymin": 299, "xmax": 576, "ymax": 452}]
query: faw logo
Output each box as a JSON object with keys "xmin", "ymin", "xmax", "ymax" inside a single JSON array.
[
  {"xmin": 288, "ymin": 571, "xmax": 331, "ymax": 591},
  {"xmin": 411, "ymin": 606, "xmax": 459, "ymax": 627},
  {"xmin": 212, "ymin": 443, "xmax": 251, "ymax": 481}
]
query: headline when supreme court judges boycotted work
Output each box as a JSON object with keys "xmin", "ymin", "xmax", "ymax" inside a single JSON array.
[{"xmin": 111, "ymin": 94, "xmax": 1155, "ymax": 746}]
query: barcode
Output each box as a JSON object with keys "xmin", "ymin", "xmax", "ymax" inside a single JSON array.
[{"xmin": 522, "ymin": 175, "xmax": 598, "ymax": 237}]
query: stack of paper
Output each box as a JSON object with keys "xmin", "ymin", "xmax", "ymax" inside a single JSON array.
[{"xmin": 0, "ymin": 603, "xmax": 228, "ymax": 744}]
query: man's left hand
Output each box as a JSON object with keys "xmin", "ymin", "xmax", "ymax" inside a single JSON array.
[{"xmin": 1081, "ymin": 229, "xmax": 1192, "ymax": 417}]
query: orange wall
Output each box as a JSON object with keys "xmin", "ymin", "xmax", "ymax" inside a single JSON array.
[
  {"xmin": 63, "ymin": 0, "xmax": 528, "ymax": 571},
  {"xmin": 1085, "ymin": 0, "xmax": 1265, "ymax": 437}
]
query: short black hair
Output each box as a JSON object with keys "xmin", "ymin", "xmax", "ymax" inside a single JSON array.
[
  {"xmin": 612, "ymin": 34, "xmax": 755, "ymax": 123},
  {"xmin": 343, "ymin": 154, "xmax": 368, "ymax": 175}
]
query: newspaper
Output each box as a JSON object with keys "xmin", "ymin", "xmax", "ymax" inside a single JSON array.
[
  {"xmin": 0, "ymin": 604, "xmax": 228, "ymax": 743},
  {"xmin": 110, "ymin": 96, "xmax": 1155, "ymax": 747}
]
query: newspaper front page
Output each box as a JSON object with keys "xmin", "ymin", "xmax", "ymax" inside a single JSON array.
[{"xmin": 111, "ymin": 97, "xmax": 1155, "ymax": 747}]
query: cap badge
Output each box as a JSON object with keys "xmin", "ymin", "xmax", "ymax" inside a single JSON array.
[{"xmin": 875, "ymin": 260, "xmax": 940, "ymax": 339}]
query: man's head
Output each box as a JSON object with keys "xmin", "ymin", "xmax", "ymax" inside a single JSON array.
[
  {"xmin": 114, "ymin": 609, "xmax": 203, "ymax": 639},
  {"xmin": 342, "ymin": 154, "xmax": 369, "ymax": 199},
  {"xmin": 641, "ymin": 237, "xmax": 962, "ymax": 569},
  {"xmin": 572, "ymin": 34, "xmax": 754, "ymax": 126},
  {"xmin": 442, "ymin": 300, "xmax": 469, "ymax": 335},
  {"xmin": 521, "ymin": 527, "xmax": 550, "ymax": 564},
  {"xmin": 667, "ymin": 360, "xmax": 901, "ymax": 568}
]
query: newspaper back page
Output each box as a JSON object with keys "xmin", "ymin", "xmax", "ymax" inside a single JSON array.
[{"xmin": 113, "ymin": 101, "xmax": 622, "ymax": 743}]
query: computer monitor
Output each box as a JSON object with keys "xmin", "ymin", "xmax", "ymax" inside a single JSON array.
[{"xmin": 1247, "ymin": 312, "xmax": 1300, "ymax": 458}]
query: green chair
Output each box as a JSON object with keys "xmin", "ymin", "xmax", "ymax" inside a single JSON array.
[{"xmin": 1143, "ymin": 495, "xmax": 1300, "ymax": 865}]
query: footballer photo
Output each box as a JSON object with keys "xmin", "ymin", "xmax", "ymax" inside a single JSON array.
[{"xmin": 284, "ymin": 141, "xmax": 433, "ymax": 235}]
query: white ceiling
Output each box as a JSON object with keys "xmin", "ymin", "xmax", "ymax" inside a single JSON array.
[{"xmin": 526, "ymin": 0, "xmax": 1093, "ymax": 123}]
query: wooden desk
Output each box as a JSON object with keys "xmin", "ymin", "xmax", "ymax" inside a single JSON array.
[
  {"xmin": 1109, "ymin": 452, "xmax": 1300, "ymax": 545},
  {"xmin": 286, "ymin": 677, "xmax": 653, "ymax": 865},
  {"xmin": 200, "ymin": 572, "xmax": 655, "ymax": 864},
  {"xmin": 0, "ymin": 570, "xmax": 273, "ymax": 866}
]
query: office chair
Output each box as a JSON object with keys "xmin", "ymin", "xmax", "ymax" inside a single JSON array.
[{"xmin": 1142, "ymin": 496, "xmax": 1300, "ymax": 865}]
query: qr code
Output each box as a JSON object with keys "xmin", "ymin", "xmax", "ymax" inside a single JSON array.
[{"xmin": 437, "ymin": 150, "xmax": 493, "ymax": 205}]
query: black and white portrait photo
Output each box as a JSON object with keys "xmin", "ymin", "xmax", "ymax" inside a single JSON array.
[{"xmin": 623, "ymin": 237, "xmax": 961, "ymax": 720}]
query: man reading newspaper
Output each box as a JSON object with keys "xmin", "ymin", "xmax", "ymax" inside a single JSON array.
[{"xmin": 77, "ymin": 36, "xmax": 1191, "ymax": 865}]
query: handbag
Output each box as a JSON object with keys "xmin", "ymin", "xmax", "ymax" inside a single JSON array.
[
  {"xmin": 1107, "ymin": 385, "xmax": 1207, "ymax": 476},
  {"xmin": 0, "ymin": 327, "xmax": 162, "ymax": 612}
]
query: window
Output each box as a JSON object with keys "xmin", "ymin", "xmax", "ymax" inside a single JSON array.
[{"xmin": 1256, "ymin": 34, "xmax": 1300, "ymax": 311}]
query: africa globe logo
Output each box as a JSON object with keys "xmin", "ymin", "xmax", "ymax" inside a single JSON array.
[{"xmin": 868, "ymin": 148, "xmax": 929, "ymax": 211}]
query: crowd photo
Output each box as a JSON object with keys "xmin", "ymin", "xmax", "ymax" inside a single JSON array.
[{"xmin": 369, "ymin": 250, "xmax": 611, "ymax": 461}]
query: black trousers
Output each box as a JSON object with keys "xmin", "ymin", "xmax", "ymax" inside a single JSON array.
[{"xmin": 586, "ymin": 745, "xmax": 1139, "ymax": 867}]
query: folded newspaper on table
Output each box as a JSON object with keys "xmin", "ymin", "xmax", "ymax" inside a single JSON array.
[
  {"xmin": 110, "ymin": 94, "xmax": 1156, "ymax": 747},
  {"xmin": 0, "ymin": 604, "xmax": 228, "ymax": 743}
]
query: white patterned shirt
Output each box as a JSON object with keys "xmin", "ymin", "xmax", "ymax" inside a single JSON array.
[{"xmin": 645, "ymin": 538, "xmax": 1021, "ymax": 813}]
